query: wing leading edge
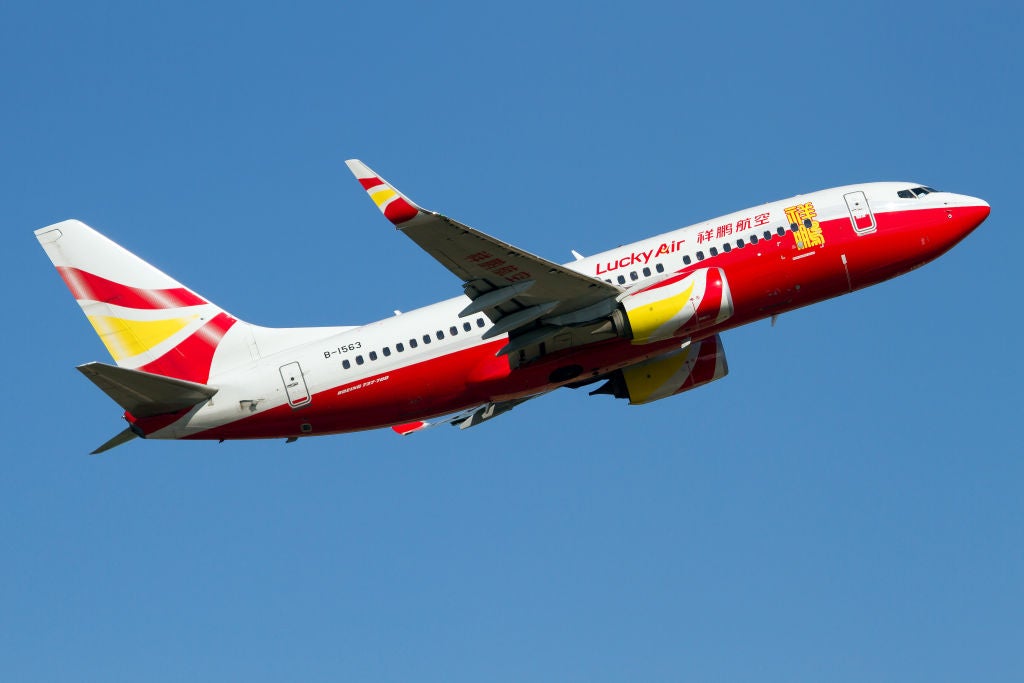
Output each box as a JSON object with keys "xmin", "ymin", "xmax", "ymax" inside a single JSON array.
[{"xmin": 345, "ymin": 160, "xmax": 622, "ymax": 357}]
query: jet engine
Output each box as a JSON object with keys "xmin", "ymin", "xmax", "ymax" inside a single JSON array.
[
  {"xmin": 603, "ymin": 268, "xmax": 734, "ymax": 344},
  {"xmin": 590, "ymin": 334, "xmax": 729, "ymax": 405}
]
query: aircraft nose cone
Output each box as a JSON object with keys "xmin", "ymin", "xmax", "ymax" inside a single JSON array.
[
  {"xmin": 961, "ymin": 197, "xmax": 990, "ymax": 231},
  {"xmin": 975, "ymin": 198, "xmax": 991, "ymax": 221},
  {"xmin": 939, "ymin": 196, "xmax": 989, "ymax": 249}
]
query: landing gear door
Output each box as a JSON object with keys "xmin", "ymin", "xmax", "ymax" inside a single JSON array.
[
  {"xmin": 844, "ymin": 191, "xmax": 876, "ymax": 235},
  {"xmin": 280, "ymin": 361, "xmax": 311, "ymax": 408}
]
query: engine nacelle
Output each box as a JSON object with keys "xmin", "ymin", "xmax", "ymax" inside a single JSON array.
[
  {"xmin": 611, "ymin": 268, "xmax": 733, "ymax": 344},
  {"xmin": 591, "ymin": 334, "xmax": 729, "ymax": 405}
]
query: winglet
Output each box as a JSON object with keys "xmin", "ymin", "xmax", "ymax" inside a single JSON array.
[{"xmin": 345, "ymin": 159, "xmax": 423, "ymax": 225}]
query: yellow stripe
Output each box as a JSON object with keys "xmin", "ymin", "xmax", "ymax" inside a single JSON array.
[
  {"xmin": 86, "ymin": 315, "xmax": 196, "ymax": 361},
  {"xmin": 623, "ymin": 348, "xmax": 692, "ymax": 404},
  {"xmin": 628, "ymin": 282, "xmax": 694, "ymax": 344},
  {"xmin": 369, "ymin": 187, "xmax": 396, "ymax": 208}
]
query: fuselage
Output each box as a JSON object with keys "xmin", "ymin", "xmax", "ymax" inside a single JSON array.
[{"xmin": 146, "ymin": 182, "xmax": 987, "ymax": 441}]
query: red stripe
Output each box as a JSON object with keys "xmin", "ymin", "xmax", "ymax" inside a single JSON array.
[
  {"xmin": 57, "ymin": 267, "xmax": 207, "ymax": 309},
  {"xmin": 384, "ymin": 197, "xmax": 418, "ymax": 224},
  {"xmin": 359, "ymin": 177, "xmax": 385, "ymax": 190},
  {"xmin": 392, "ymin": 421, "xmax": 427, "ymax": 436},
  {"xmin": 139, "ymin": 312, "xmax": 236, "ymax": 383}
]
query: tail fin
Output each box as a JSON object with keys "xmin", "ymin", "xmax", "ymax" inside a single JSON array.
[{"xmin": 35, "ymin": 219, "xmax": 243, "ymax": 383}]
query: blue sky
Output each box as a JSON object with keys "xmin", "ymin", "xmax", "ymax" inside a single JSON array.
[{"xmin": 3, "ymin": 1, "xmax": 1021, "ymax": 680}]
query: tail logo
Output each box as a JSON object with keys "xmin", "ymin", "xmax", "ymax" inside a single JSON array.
[{"xmin": 58, "ymin": 266, "xmax": 236, "ymax": 383}]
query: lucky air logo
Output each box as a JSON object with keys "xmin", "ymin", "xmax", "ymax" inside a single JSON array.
[
  {"xmin": 785, "ymin": 202, "xmax": 825, "ymax": 250},
  {"xmin": 595, "ymin": 239, "xmax": 686, "ymax": 276}
]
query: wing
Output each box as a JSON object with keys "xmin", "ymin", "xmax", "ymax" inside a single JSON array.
[{"xmin": 346, "ymin": 160, "xmax": 622, "ymax": 357}]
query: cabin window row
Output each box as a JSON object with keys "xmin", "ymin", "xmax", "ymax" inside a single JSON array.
[
  {"xmin": 340, "ymin": 317, "xmax": 488, "ymax": 370},
  {"xmin": 602, "ymin": 226, "xmax": 793, "ymax": 285}
]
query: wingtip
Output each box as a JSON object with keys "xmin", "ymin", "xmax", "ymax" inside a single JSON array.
[
  {"xmin": 346, "ymin": 159, "xmax": 422, "ymax": 225},
  {"xmin": 344, "ymin": 159, "xmax": 371, "ymax": 178}
]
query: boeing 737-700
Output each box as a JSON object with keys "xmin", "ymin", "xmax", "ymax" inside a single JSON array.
[{"xmin": 34, "ymin": 161, "xmax": 989, "ymax": 452}]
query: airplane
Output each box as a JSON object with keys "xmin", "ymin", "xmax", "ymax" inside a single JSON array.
[{"xmin": 34, "ymin": 161, "xmax": 990, "ymax": 453}]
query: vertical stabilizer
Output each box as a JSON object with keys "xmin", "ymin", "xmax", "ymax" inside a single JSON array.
[{"xmin": 35, "ymin": 220, "xmax": 246, "ymax": 383}]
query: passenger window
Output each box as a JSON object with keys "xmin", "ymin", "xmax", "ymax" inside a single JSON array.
[
  {"xmin": 696, "ymin": 250, "xmax": 705, "ymax": 261},
  {"xmin": 450, "ymin": 326, "xmax": 458, "ymax": 336},
  {"xmin": 436, "ymin": 330, "xmax": 444, "ymax": 340},
  {"xmin": 397, "ymin": 342, "xmax": 405, "ymax": 352},
  {"xmin": 778, "ymin": 226, "xmax": 787, "ymax": 236},
  {"xmin": 409, "ymin": 339, "xmax": 418, "ymax": 349},
  {"xmin": 737, "ymin": 238, "xmax": 744, "ymax": 248},
  {"xmin": 383, "ymin": 347, "xmax": 391, "ymax": 357},
  {"xmin": 463, "ymin": 322, "xmax": 471, "ymax": 332},
  {"xmin": 617, "ymin": 275, "xmax": 626, "ymax": 284},
  {"xmin": 750, "ymin": 234, "xmax": 758, "ymax": 244},
  {"xmin": 722, "ymin": 243, "xmax": 731, "ymax": 253},
  {"xmin": 342, "ymin": 359, "xmax": 351, "ymax": 369},
  {"xmin": 630, "ymin": 271, "xmax": 638, "ymax": 281},
  {"xmin": 683, "ymin": 255, "xmax": 692, "ymax": 265},
  {"xmin": 476, "ymin": 318, "xmax": 485, "ymax": 328},
  {"xmin": 642, "ymin": 267, "xmax": 651, "ymax": 277},
  {"xmin": 656, "ymin": 263, "xmax": 664, "ymax": 273},
  {"xmin": 356, "ymin": 355, "xmax": 364, "ymax": 365},
  {"xmin": 709, "ymin": 246, "xmax": 719, "ymax": 256},
  {"xmin": 763, "ymin": 230, "xmax": 772, "ymax": 240},
  {"xmin": 369, "ymin": 351, "xmax": 378, "ymax": 361},
  {"xmin": 423, "ymin": 334, "xmax": 431, "ymax": 344}
]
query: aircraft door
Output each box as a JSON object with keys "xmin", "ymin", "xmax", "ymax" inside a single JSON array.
[
  {"xmin": 844, "ymin": 191, "xmax": 876, "ymax": 235},
  {"xmin": 279, "ymin": 361, "xmax": 311, "ymax": 408}
]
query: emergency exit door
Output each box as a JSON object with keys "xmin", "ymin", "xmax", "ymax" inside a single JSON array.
[{"xmin": 279, "ymin": 362, "xmax": 311, "ymax": 408}]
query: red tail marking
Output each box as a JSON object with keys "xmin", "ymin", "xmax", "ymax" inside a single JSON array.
[
  {"xmin": 139, "ymin": 312, "xmax": 237, "ymax": 383},
  {"xmin": 57, "ymin": 267, "xmax": 207, "ymax": 309}
]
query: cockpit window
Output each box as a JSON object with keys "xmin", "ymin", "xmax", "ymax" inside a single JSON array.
[{"xmin": 899, "ymin": 186, "xmax": 940, "ymax": 199}]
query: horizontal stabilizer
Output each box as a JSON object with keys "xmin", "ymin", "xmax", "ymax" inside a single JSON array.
[
  {"xmin": 91, "ymin": 427, "xmax": 139, "ymax": 455},
  {"xmin": 77, "ymin": 362, "xmax": 218, "ymax": 417}
]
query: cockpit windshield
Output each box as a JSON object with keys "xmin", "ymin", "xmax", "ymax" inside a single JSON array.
[{"xmin": 897, "ymin": 186, "xmax": 939, "ymax": 199}]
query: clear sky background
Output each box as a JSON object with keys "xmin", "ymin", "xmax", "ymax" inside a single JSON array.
[{"xmin": 2, "ymin": 1, "xmax": 1021, "ymax": 680}]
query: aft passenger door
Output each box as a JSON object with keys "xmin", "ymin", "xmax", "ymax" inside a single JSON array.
[{"xmin": 279, "ymin": 361, "xmax": 311, "ymax": 408}]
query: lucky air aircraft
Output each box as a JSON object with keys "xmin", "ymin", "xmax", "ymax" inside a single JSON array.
[{"xmin": 35, "ymin": 161, "xmax": 990, "ymax": 453}]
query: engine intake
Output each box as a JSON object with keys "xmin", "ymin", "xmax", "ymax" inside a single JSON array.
[{"xmin": 607, "ymin": 267, "xmax": 734, "ymax": 344}]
